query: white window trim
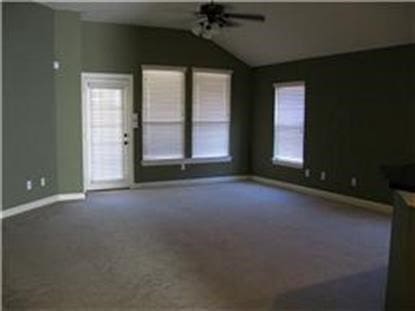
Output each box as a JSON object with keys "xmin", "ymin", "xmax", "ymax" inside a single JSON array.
[
  {"xmin": 191, "ymin": 68, "xmax": 232, "ymax": 160},
  {"xmin": 273, "ymin": 81, "xmax": 305, "ymax": 169},
  {"xmin": 273, "ymin": 81, "xmax": 304, "ymax": 88},
  {"xmin": 272, "ymin": 157, "xmax": 304, "ymax": 169},
  {"xmin": 141, "ymin": 159, "xmax": 185, "ymax": 167},
  {"xmin": 186, "ymin": 156, "xmax": 232, "ymax": 164},
  {"xmin": 192, "ymin": 67, "xmax": 233, "ymax": 75},
  {"xmin": 141, "ymin": 64, "xmax": 187, "ymax": 72},
  {"xmin": 142, "ymin": 65, "xmax": 187, "ymax": 161},
  {"xmin": 141, "ymin": 156, "xmax": 232, "ymax": 167}
]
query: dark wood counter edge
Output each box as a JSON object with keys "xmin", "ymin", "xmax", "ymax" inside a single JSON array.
[
  {"xmin": 390, "ymin": 183, "xmax": 415, "ymax": 193},
  {"xmin": 381, "ymin": 163, "xmax": 415, "ymax": 193},
  {"xmin": 396, "ymin": 190, "xmax": 415, "ymax": 208}
]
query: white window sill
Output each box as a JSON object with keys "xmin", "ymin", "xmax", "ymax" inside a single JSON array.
[
  {"xmin": 272, "ymin": 158, "xmax": 303, "ymax": 169},
  {"xmin": 141, "ymin": 159, "xmax": 185, "ymax": 167},
  {"xmin": 186, "ymin": 156, "xmax": 232, "ymax": 164},
  {"xmin": 141, "ymin": 156, "xmax": 232, "ymax": 167}
]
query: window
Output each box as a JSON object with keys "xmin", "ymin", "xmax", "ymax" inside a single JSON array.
[
  {"xmin": 192, "ymin": 69, "xmax": 231, "ymax": 159},
  {"xmin": 142, "ymin": 67, "xmax": 185, "ymax": 162},
  {"xmin": 273, "ymin": 82, "xmax": 305, "ymax": 168}
]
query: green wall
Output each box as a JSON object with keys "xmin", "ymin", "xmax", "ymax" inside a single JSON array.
[
  {"xmin": 3, "ymin": 3, "xmax": 414, "ymax": 209},
  {"xmin": 410, "ymin": 50, "xmax": 415, "ymax": 160},
  {"xmin": 82, "ymin": 22, "xmax": 253, "ymax": 182},
  {"xmin": 252, "ymin": 45, "xmax": 415, "ymax": 203},
  {"xmin": 3, "ymin": 3, "xmax": 57, "ymax": 209},
  {"xmin": 54, "ymin": 11, "xmax": 83, "ymax": 194},
  {"xmin": 2, "ymin": 6, "xmax": 252, "ymax": 209}
]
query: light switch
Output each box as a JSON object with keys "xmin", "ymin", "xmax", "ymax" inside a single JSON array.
[
  {"xmin": 40, "ymin": 177, "xmax": 46, "ymax": 187},
  {"xmin": 305, "ymin": 168, "xmax": 311, "ymax": 178},
  {"xmin": 351, "ymin": 177, "xmax": 358, "ymax": 188},
  {"xmin": 26, "ymin": 180, "xmax": 32, "ymax": 191},
  {"xmin": 53, "ymin": 61, "xmax": 60, "ymax": 70},
  {"xmin": 320, "ymin": 171, "xmax": 326, "ymax": 181}
]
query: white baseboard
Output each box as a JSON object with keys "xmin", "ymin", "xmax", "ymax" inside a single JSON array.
[
  {"xmin": 1, "ymin": 192, "xmax": 85, "ymax": 219},
  {"xmin": 2, "ymin": 175, "xmax": 392, "ymax": 218},
  {"xmin": 57, "ymin": 193, "xmax": 86, "ymax": 201},
  {"xmin": 251, "ymin": 175, "xmax": 393, "ymax": 215},
  {"xmin": 133, "ymin": 175, "xmax": 250, "ymax": 189}
]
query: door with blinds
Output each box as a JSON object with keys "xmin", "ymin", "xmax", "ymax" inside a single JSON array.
[{"xmin": 82, "ymin": 73, "xmax": 133, "ymax": 191}]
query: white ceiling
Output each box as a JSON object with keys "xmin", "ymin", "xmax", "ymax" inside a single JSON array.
[{"xmin": 46, "ymin": 2, "xmax": 415, "ymax": 67}]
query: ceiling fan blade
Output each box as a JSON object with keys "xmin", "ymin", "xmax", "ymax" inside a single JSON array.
[
  {"xmin": 224, "ymin": 13, "xmax": 265, "ymax": 22},
  {"xmin": 218, "ymin": 17, "xmax": 240, "ymax": 27}
]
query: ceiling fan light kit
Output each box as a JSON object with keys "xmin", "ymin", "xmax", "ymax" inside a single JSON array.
[
  {"xmin": 191, "ymin": 2, "xmax": 265, "ymax": 39},
  {"xmin": 192, "ymin": 21, "xmax": 221, "ymax": 39}
]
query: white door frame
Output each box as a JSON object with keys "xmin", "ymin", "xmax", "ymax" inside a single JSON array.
[{"xmin": 81, "ymin": 72, "xmax": 134, "ymax": 191}]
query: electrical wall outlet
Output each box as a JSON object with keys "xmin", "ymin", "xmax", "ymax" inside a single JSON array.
[
  {"xmin": 40, "ymin": 177, "xmax": 46, "ymax": 187},
  {"xmin": 320, "ymin": 171, "xmax": 326, "ymax": 181},
  {"xmin": 351, "ymin": 177, "xmax": 358, "ymax": 188},
  {"xmin": 181, "ymin": 163, "xmax": 186, "ymax": 171},
  {"xmin": 26, "ymin": 180, "xmax": 32, "ymax": 191},
  {"xmin": 305, "ymin": 168, "xmax": 311, "ymax": 178}
]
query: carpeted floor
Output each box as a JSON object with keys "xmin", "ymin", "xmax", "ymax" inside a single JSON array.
[{"xmin": 3, "ymin": 181, "xmax": 391, "ymax": 310}]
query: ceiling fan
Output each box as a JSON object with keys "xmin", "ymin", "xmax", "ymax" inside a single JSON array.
[{"xmin": 191, "ymin": 2, "xmax": 265, "ymax": 39}]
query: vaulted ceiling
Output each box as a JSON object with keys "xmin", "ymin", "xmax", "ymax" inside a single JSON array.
[{"xmin": 46, "ymin": 2, "xmax": 415, "ymax": 67}]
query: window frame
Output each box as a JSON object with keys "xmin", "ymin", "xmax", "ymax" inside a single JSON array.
[
  {"xmin": 272, "ymin": 81, "xmax": 306, "ymax": 169},
  {"xmin": 191, "ymin": 67, "xmax": 233, "ymax": 161},
  {"xmin": 141, "ymin": 65, "xmax": 187, "ymax": 165}
]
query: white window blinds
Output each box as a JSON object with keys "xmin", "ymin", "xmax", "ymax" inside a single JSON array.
[
  {"xmin": 192, "ymin": 70, "xmax": 231, "ymax": 158},
  {"xmin": 142, "ymin": 68, "xmax": 185, "ymax": 160},
  {"xmin": 273, "ymin": 82, "xmax": 305, "ymax": 167},
  {"xmin": 88, "ymin": 87, "xmax": 125, "ymax": 182}
]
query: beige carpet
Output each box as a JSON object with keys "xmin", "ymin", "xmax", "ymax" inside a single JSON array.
[{"xmin": 3, "ymin": 181, "xmax": 391, "ymax": 310}]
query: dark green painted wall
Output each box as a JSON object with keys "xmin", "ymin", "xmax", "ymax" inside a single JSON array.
[
  {"xmin": 82, "ymin": 22, "xmax": 252, "ymax": 182},
  {"xmin": 3, "ymin": 3, "xmax": 57, "ymax": 209},
  {"xmin": 252, "ymin": 45, "xmax": 415, "ymax": 203},
  {"xmin": 4, "ymin": 3, "xmax": 414, "ymax": 209},
  {"xmin": 54, "ymin": 11, "xmax": 83, "ymax": 194},
  {"xmin": 410, "ymin": 50, "xmax": 415, "ymax": 161}
]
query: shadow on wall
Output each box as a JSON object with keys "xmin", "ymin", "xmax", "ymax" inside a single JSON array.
[{"xmin": 272, "ymin": 267, "xmax": 387, "ymax": 311}]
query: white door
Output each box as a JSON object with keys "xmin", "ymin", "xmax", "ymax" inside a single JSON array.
[{"xmin": 82, "ymin": 73, "xmax": 133, "ymax": 191}]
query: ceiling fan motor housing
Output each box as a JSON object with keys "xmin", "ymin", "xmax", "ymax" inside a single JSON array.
[
  {"xmin": 200, "ymin": 3, "xmax": 225, "ymax": 20},
  {"xmin": 193, "ymin": 2, "xmax": 265, "ymax": 39}
]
